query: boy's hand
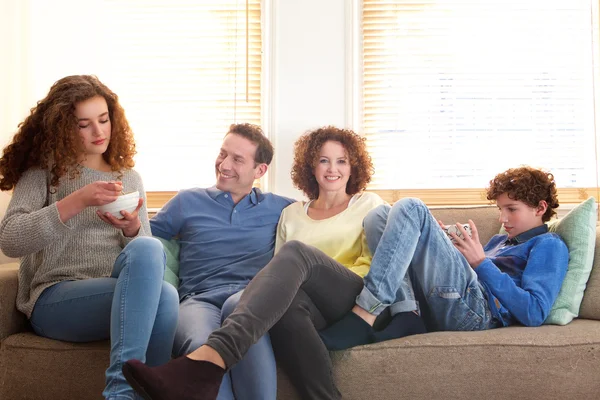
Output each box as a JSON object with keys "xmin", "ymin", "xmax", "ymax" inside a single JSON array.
[
  {"xmin": 449, "ymin": 219, "xmax": 486, "ymax": 269},
  {"xmin": 97, "ymin": 198, "xmax": 144, "ymax": 237}
]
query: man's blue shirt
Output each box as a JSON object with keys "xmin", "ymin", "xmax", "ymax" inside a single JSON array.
[
  {"xmin": 151, "ymin": 187, "xmax": 295, "ymax": 301},
  {"xmin": 476, "ymin": 224, "xmax": 569, "ymax": 327}
]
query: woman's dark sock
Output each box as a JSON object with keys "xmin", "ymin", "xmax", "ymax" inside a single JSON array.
[
  {"xmin": 318, "ymin": 312, "xmax": 375, "ymax": 351},
  {"xmin": 373, "ymin": 311, "xmax": 427, "ymax": 343},
  {"xmin": 122, "ymin": 356, "xmax": 225, "ymax": 400}
]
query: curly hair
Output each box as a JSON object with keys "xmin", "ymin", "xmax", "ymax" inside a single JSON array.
[
  {"xmin": 0, "ymin": 75, "xmax": 136, "ymax": 190},
  {"xmin": 291, "ymin": 126, "xmax": 373, "ymax": 200},
  {"xmin": 486, "ymin": 166, "xmax": 559, "ymax": 222},
  {"xmin": 228, "ymin": 123, "xmax": 274, "ymax": 165}
]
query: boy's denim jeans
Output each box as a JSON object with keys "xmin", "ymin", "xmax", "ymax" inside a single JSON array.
[
  {"xmin": 30, "ymin": 237, "xmax": 179, "ymax": 400},
  {"xmin": 358, "ymin": 198, "xmax": 497, "ymax": 331},
  {"xmin": 174, "ymin": 289, "xmax": 277, "ymax": 400}
]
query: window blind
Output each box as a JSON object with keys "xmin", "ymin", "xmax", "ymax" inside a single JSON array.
[
  {"xmin": 361, "ymin": 0, "xmax": 599, "ymax": 204},
  {"xmin": 102, "ymin": 0, "xmax": 263, "ymax": 194}
]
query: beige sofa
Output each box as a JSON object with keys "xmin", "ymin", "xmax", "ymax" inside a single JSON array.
[{"xmin": 1, "ymin": 205, "xmax": 600, "ymax": 399}]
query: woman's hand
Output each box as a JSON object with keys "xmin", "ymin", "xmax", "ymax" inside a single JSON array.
[
  {"xmin": 97, "ymin": 197, "xmax": 144, "ymax": 237},
  {"xmin": 448, "ymin": 219, "xmax": 486, "ymax": 269},
  {"xmin": 57, "ymin": 181, "xmax": 123, "ymax": 223}
]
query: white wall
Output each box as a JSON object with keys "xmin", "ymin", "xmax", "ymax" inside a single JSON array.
[
  {"xmin": 0, "ymin": 1, "xmax": 31, "ymax": 151},
  {"xmin": 269, "ymin": 0, "xmax": 349, "ymax": 199}
]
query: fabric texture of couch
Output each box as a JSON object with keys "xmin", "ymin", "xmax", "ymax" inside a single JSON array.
[{"xmin": 1, "ymin": 205, "xmax": 600, "ymax": 399}]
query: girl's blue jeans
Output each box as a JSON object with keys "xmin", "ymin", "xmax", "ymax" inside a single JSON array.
[{"xmin": 30, "ymin": 236, "xmax": 179, "ymax": 400}]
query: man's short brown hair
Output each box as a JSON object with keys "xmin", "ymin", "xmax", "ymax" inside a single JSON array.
[{"xmin": 227, "ymin": 123, "xmax": 274, "ymax": 165}]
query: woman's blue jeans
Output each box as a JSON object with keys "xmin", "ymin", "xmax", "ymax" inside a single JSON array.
[
  {"xmin": 359, "ymin": 198, "xmax": 496, "ymax": 331},
  {"xmin": 29, "ymin": 237, "xmax": 179, "ymax": 400}
]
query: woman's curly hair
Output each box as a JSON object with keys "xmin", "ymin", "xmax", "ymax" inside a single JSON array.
[
  {"xmin": 291, "ymin": 126, "xmax": 373, "ymax": 200},
  {"xmin": 0, "ymin": 75, "xmax": 136, "ymax": 190},
  {"xmin": 486, "ymin": 166, "xmax": 559, "ymax": 222}
]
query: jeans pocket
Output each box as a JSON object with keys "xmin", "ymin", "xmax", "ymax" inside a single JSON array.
[{"xmin": 427, "ymin": 286, "xmax": 484, "ymax": 331}]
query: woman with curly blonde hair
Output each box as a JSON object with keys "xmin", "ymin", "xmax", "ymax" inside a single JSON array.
[
  {"xmin": 0, "ymin": 75, "xmax": 178, "ymax": 400},
  {"xmin": 122, "ymin": 126, "xmax": 426, "ymax": 400}
]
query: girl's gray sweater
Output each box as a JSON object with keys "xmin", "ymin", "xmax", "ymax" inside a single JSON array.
[{"xmin": 0, "ymin": 166, "xmax": 150, "ymax": 318}]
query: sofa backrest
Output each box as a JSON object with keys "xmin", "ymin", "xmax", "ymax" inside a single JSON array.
[
  {"xmin": 579, "ymin": 226, "xmax": 600, "ymax": 320},
  {"xmin": 429, "ymin": 205, "xmax": 501, "ymax": 245}
]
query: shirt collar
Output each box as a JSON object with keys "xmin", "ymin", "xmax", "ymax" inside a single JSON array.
[
  {"xmin": 504, "ymin": 224, "xmax": 548, "ymax": 246},
  {"xmin": 207, "ymin": 186, "xmax": 263, "ymax": 205}
]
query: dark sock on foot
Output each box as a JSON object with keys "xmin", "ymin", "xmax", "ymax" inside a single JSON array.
[
  {"xmin": 122, "ymin": 356, "xmax": 225, "ymax": 400},
  {"xmin": 373, "ymin": 311, "xmax": 427, "ymax": 343},
  {"xmin": 319, "ymin": 312, "xmax": 375, "ymax": 351}
]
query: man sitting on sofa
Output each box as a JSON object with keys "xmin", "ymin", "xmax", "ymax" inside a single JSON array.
[
  {"xmin": 150, "ymin": 123, "xmax": 294, "ymax": 399},
  {"xmin": 320, "ymin": 166, "xmax": 571, "ymax": 350}
]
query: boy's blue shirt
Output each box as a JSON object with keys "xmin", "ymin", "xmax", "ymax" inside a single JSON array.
[
  {"xmin": 150, "ymin": 187, "xmax": 295, "ymax": 301},
  {"xmin": 475, "ymin": 224, "xmax": 569, "ymax": 327}
]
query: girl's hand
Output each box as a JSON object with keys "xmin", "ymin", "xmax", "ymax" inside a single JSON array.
[
  {"xmin": 449, "ymin": 219, "xmax": 486, "ymax": 269},
  {"xmin": 77, "ymin": 181, "xmax": 123, "ymax": 207},
  {"xmin": 57, "ymin": 181, "xmax": 123, "ymax": 223},
  {"xmin": 97, "ymin": 198, "xmax": 144, "ymax": 237}
]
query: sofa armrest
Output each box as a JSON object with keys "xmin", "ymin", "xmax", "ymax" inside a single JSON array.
[{"xmin": 0, "ymin": 263, "xmax": 27, "ymax": 340}]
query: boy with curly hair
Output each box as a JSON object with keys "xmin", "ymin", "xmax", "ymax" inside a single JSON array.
[{"xmin": 319, "ymin": 166, "xmax": 570, "ymax": 350}]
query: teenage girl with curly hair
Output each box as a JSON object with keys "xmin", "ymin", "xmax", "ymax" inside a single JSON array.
[
  {"xmin": 0, "ymin": 75, "xmax": 179, "ymax": 400},
  {"xmin": 122, "ymin": 126, "xmax": 428, "ymax": 400}
]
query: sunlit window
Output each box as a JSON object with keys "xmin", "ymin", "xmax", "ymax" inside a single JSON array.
[
  {"xmin": 361, "ymin": 0, "xmax": 599, "ymax": 203},
  {"xmin": 27, "ymin": 0, "xmax": 262, "ymax": 193}
]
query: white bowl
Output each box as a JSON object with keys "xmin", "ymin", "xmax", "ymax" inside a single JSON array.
[{"xmin": 97, "ymin": 191, "xmax": 140, "ymax": 219}]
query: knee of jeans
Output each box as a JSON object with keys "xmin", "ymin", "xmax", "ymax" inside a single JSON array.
[
  {"xmin": 364, "ymin": 204, "xmax": 390, "ymax": 230},
  {"xmin": 278, "ymin": 240, "xmax": 309, "ymax": 258},
  {"xmin": 221, "ymin": 291, "xmax": 243, "ymax": 319},
  {"xmin": 126, "ymin": 237, "xmax": 166, "ymax": 268},
  {"xmin": 126, "ymin": 236, "xmax": 164, "ymax": 256},
  {"xmin": 393, "ymin": 197, "xmax": 426, "ymax": 211},
  {"xmin": 160, "ymin": 281, "xmax": 180, "ymax": 313}
]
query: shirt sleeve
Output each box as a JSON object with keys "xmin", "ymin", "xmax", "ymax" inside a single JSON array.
[
  {"xmin": 475, "ymin": 236, "xmax": 569, "ymax": 326},
  {"xmin": 150, "ymin": 191, "xmax": 185, "ymax": 240}
]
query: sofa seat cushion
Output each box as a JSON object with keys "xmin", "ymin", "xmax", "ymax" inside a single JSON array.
[
  {"xmin": 4, "ymin": 321, "xmax": 600, "ymax": 400},
  {"xmin": 327, "ymin": 319, "xmax": 600, "ymax": 399},
  {"xmin": 0, "ymin": 333, "xmax": 109, "ymax": 399}
]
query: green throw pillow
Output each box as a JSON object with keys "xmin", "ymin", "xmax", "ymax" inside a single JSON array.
[
  {"xmin": 545, "ymin": 197, "xmax": 597, "ymax": 325},
  {"xmin": 155, "ymin": 236, "xmax": 180, "ymax": 289},
  {"xmin": 496, "ymin": 197, "xmax": 597, "ymax": 325}
]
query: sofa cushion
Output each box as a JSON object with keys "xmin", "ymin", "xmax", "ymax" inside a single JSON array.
[
  {"xmin": 3, "ymin": 322, "xmax": 600, "ymax": 400},
  {"xmin": 0, "ymin": 333, "xmax": 109, "ymax": 399},
  {"xmin": 326, "ymin": 319, "xmax": 600, "ymax": 399},
  {"xmin": 579, "ymin": 226, "xmax": 600, "ymax": 320},
  {"xmin": 545, "ymin": 197, "xmax": 597, "ymax": 325},
  {"xmin": 154, "ymin": 236, "xmax": 180, "ymax": 288},
  {"xmin": 0, "ymin": 263, "xmax": 26, "ymax": 340}
]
